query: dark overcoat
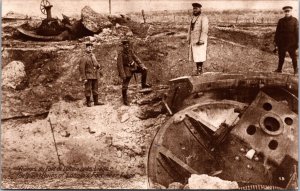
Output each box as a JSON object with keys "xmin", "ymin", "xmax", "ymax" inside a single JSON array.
[{"xmin": 275, "ymin": 16, "xmax": 299, "ymax": 49}]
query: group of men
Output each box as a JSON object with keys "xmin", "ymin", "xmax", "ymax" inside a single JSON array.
[
  {"xmin": 78, "ymin": 3, "xmax": 299, "ymax": 107},
  {"xmin": 78, "ymin": 39, "xmax": 151, "ymax": 107},
  {"xmin": 187, "ymin": 3, "xmax": 299, "ymax": 75}
]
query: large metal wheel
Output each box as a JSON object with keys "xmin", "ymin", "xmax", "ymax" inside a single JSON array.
[
  {"xmin": 40, "ymin": 0, "xmax": 51, "ymax": 15},
  {"xmin": 148, "ymin": 73, "xmax": 298, "ymax": 189}
]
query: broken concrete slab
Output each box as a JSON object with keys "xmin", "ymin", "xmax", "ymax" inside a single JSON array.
[
  {"xmin": 81, "ymin": 6, "xmax": 112, "ymax": 33},
  {"xmin": 188, "ymin": 174, "xmax": 239, "ymax": 189}
]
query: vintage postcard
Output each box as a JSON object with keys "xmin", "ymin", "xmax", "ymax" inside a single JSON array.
[{"xmin": 1, "ymin": 0, "xmax": 299, "ymax": 189}]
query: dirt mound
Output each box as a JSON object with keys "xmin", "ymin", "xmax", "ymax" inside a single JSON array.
[{"xmin": 211, "ymin": 25, "xmax": 276, "ymax": 52}]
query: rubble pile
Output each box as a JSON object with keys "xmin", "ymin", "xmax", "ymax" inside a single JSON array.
[
  {"xmin": 187, "ymin": 174, "xmax": 239, "ymax": 189},
  {"xmin": 81, "ymin": 6, "xmax": 113, "ymax": 33},
  {"xmin": 163, "ymin": 174, "xmax": 239, "ymax": 189},
  {"xmin": 2, "ymin": 61, "xmax": 26, "ymax": 89},
  {"xmin": 3, "ymin": 6, "xmax": 150, "ymax": 42}
]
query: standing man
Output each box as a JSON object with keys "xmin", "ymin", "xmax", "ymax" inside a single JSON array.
[
  {"xmin": 187, "ymin": 2, "xmax": 209, "ymax": 75},
  {"xmin": 117, "ymin": 39, "xmax": 151, "ymax": 106},
  {"xmin": 79, "ymin": 42, "xmax": 104, "ymax": 107},
  {"xmin": 274, "ymin": 6, "xmax": 298, "ymax": 75}
]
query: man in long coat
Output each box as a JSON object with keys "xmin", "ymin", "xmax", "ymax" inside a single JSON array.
[
  {"xmin": 187, "ymin": 2, "xmax": 209, "ymax": 75},
  {"xmin": 79, "ymin": 42, "xmax": 104, "ymax": 107},
  {"xmin": 274, "ymin": 6, "xmax": 298, "ymax": 75},
  {"xmin": 117, "ymin": 39, "xmax": 151, "ymax": 106}
]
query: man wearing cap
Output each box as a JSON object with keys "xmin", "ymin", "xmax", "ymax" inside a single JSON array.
[
  {"xmin": 187, "ymin": 2, "xmax": 209, "ymax": 75},
  {"xmin": 117, "ymin": 39, "xmax": 151, "ymax": 106},
  {"xmin": 274, "ymin": 6, "xmax": 298, "ymax": 75},
  {"xmin": 79, "ymin": 42, "xmax": 104, "ymax": 107}
]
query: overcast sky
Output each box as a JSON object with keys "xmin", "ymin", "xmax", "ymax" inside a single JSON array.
[{"xmin": 2, "ymin": 0, "xmax": 298, "ymax": 17}]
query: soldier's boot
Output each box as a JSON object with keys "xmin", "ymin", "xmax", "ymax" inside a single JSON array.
[
  {"xmin": 274, "ymin": 59, "xmax": 284, "ymax": 73},
  {"xmin": 292, "ymin": 60, "xmax": 298, "ymax": 75},
  {"xmin": 122, "ymin": 89, "xmax": 130, "ymax": 106},
  {"xmin": 274, "ymin": 68, "xmax": 282, "ymax": 73},
  {"xmin": 142, "ymin": 83, "xmax": 152, "ymax": 89},
  {"xmin": 93, "ymin": 95, "xmax": 104, "ymax": 106},
  {"xmin": 86, "ymin": 96, "xmax": 92, "ymax": 107},
  {"xmin": 141, "ymin": 70, "xmax": 152, "ymax": 89}
]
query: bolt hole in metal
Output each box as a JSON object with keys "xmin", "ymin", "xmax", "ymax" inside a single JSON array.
[
  {"xmin": 284, "ymin": 117, "xmax": 293, "ymax": 125},
  {"xmin": 246, "ymin": 125, "xmax": 256, "ymax": 135},
  {"xmin": 268, "ymin": 140, "xmax": 278, "ymax": 150},
  {"xmin": 264, "ymin": 117, "xmax": 280, "ymax": 132},
  {"xmin": 263, "ymin": 102, "xmax": 272, "ymax": 111}
]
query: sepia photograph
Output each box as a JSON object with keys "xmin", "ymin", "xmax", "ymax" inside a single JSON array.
[{"xmin": 1, "ymin": 0, "xmax": 299, "ymax": 189}]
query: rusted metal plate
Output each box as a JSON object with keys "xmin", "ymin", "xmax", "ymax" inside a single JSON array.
[
  {"xmin": 166, "ymin": 72, "xmax": 298, "ymax": 113},
  {"xmin": 17, "ymin": 27, "xmax": 63, "ymax": 41},
  {"xmin": 231, "ymin": 91, "xmax": 298, "ymax": 164}
]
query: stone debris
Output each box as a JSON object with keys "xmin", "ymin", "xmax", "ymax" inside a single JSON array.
[
  {"xmin": 183, "ymin": 184, "xmax": 189, "ymax": 189},
  {"xmin": 247, "ymin": 164, "xmax": 253, "ymax": 169},
  {"xmin": 115, "ymin": 25, "xmax": 132, "ymax": 36},
  {"xmin": 2, "ymin": 61, "xmax": 26, "ymax": 89},
  {"xmin": 117, "ymin": 150, "xmax": 122, "ymax": 158},
  {"xmin": 152, "ymin": 183, "xmax": 166, "ymax": 189},
  {"xmin": 92, "ymin": 28, "xmax": 120, "ymax": 42},
  {"xmin": 245, "ymin": 149, "xmax": 256, "ymax": 160},
  {"xmin": 81, "ymin": 6, "xmax": 112, "ymax": 33},
  {"xmin": 60, "ymin": 131, "xmax": 71, "ymax": 137},
  {"xmin": 188, "ymin": 174, "xmax": 239, "ymax": 189},
  {"xmin": 168, "ymin": 182, "xmax": 184, "ymax": 189},
  {"xmin": 88, "ymin": 127, "xmax": 96, "ymax": 134},
  {"xmin": 121, "ymin": 113, "xmax": 130, "ymax": 123}
]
